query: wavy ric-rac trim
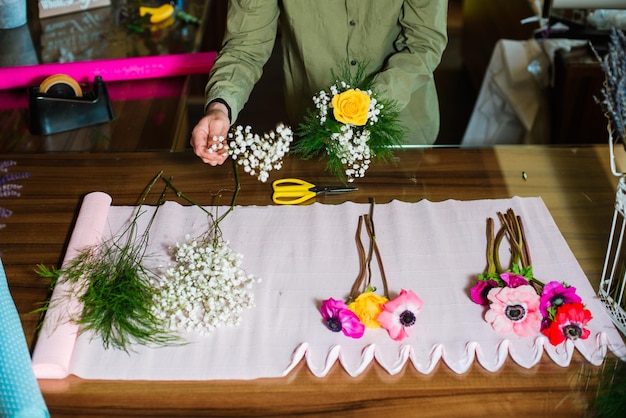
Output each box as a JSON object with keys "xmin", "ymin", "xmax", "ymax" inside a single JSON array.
[{"xmin": 284, "ymin": 332, "xmax": 626, "ymax": 377}]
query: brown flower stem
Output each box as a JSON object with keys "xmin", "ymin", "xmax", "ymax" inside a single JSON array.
[
  {"xmin": 364, "ymin": 213, "xmax": 389, "ymax": 299},
  {"xmin": 349, "ymin": 215, "xmax": 367, "ymax": 302},
  {"xmin": 509, "ymin": 210, "xmax": 526, "ymax": 267},
  {"xmin": 364, "ymin": 198, "xmax": 376, "ymax": 288},
  {"xmin": 517, "ymin": 214, "xmax": 532, "ymax": 267},
  {"xmin": 493, "ymin": 208, "xmax": 534, "ymax": 274},
  {"xmin": 498, "ymin": 210, "xmax": 525, "ymax": 268},
  {"xmin": 366, "ymin": 198, "xmax": 389, "ymax": 298},
  {"xmin": 486, "ymin": 217, "xmax": 496, "ymax": 274},
  {"xmin": 348, "ymin": 198, "xmax": 390, "ymax": 301}
]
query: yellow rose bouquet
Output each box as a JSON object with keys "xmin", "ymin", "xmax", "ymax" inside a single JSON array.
[{"xmin": 294, "ymin": 64, "xmax": 405, "ymax": 182}]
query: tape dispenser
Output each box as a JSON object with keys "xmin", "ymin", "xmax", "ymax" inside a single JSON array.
[{"xmin": 28, "ymin": 74, "xmax": 115, "ymax": 135}]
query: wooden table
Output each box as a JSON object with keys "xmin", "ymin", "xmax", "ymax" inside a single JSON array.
[{"xmin": 1, "ymin": 145, "xmax": 623, "ymax": 416}]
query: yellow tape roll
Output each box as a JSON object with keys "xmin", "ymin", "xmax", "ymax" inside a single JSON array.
[{"xmin": 39, "ymin": 74, "xmax": 83, "ymax": 98}]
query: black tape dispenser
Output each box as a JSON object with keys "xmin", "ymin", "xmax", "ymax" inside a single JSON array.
[{"xmin": 28, "ymin": 74, "xmax": 115, "ymax": 135}]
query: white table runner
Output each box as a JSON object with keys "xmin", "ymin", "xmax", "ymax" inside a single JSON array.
[{"xmin": 32, "ymin": 192, "xmax": 626, "ymax": 380}]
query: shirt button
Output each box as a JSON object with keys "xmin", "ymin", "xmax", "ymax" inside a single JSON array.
[{"xmin": 349, "ymin": 20, "xmax": 356, "ymax": 26}]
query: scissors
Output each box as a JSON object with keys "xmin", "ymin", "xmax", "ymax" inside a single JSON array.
[{"xmin": 272, "ymin": 178, "xmax": 357, "ymax": 205}]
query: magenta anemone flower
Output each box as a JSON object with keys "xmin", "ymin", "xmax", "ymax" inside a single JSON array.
[
  {"xmin": 539, "ymin": 281, "xmax": 582, "ymax": 318},
  {"xmin": 470, "ymin": 279, "xmax": 499, "ymax": 305},
  {"xmin": 500, "ymin": 272, "xmax": 529, "ymax": 288},
  {"xmin": 377, "ymin": 289, "xmax": 423, "ymax": 341},
  {"xmin": 541, "ymin": 302, "xmax": 592, "ymax": 346},
  {"xmin": 484, "ymin": 285, "xmax": 542, "ymax": 337},
  {"xmin": 320, "ymin": 298, "xmax": 364, "ymax": 338}
]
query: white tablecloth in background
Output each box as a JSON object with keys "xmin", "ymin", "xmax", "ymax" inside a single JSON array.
[{"xmin": 462, "ymin": 38, "xmax": 586, "ymax": 146}]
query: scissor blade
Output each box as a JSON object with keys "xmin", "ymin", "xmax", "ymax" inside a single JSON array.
[{"xmin": 312, "ymin": 186, "xmax": 358, "ymax": 194}]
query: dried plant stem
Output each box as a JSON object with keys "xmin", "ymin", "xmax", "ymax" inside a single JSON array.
[{"xmin": 349, "ymin": 199, "xmax": 389, "ymax": 301}]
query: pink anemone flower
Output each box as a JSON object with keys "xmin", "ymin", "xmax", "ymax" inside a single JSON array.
[
  {"xmin": 470, "ymin": 279, "xmax": 499, "ymax": 305},
  {"xmin": 320, "ymin": 298, "xmax": 364, "ymax": 339},
  {"xmin": 377, "ymin": 289, "xmax": 423, "ymax": 341},
  {"xmin": 484, "ymin": 285, "xmax": 541, "ymax": 337}
]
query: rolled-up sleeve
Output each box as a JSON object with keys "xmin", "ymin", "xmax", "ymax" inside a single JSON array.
[
  {"xmin": 205, "ymin": 0, "xmax": 280, "ymax": 123},
  {"xmin": 373, "ymin": 0, "xmax": 448, "ymax": 108}
]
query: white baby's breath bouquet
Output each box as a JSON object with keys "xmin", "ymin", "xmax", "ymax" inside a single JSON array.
[{"xmin": 294, "ymin": 63, "xmax": 405, "ymax": 182}]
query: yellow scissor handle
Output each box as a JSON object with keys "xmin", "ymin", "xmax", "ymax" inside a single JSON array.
[
  {"xmin": 272, "ymin": 178, "xmax": 316, "ymax": 205},
  {"xmin": 140, "ymin": 4, "xmax": 175, "ymax": 24}
]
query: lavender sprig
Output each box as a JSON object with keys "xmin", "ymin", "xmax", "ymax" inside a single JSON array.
[
  {"xmin": 597, "ymin": 28, "xmax": 626, "ymax": 143},
  {"xmin": 1, "ymin": 160, "xmax": 31, "ymax": 229}
]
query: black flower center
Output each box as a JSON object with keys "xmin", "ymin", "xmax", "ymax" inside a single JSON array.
[
  {"xmin": 326, "ymin": 317, "xmax": 342, "ymax": 332},
  {"xmin": 551, "ymin": 296, "xmax": 564, "ymax": 307},
  {"xmin": 505, "ymin": 304, "xmax": 526, "ymax": 321},
  {"xmin": 399, "ymin": 310, "xmax": 416, "ymax": 327},
  {"xmin": 563, "ymin": 324, "xmax": 582, "ymax": 340}
]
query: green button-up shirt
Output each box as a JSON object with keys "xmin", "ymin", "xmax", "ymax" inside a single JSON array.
[{"xmin": 206, "ymin": 0, "xmax": 448, "ymax": 145}]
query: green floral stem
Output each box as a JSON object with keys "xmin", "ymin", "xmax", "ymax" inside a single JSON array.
[
  {"xmin": 216, "ymin": 160, "xmax": 241, "ymax": 225},
  {"xmin": 124, "ymin": 170, "xmax": 165, "ymax": 251},
  {"xmin": 493, "ymin": 225, "xmax": 506, "ymax": 274},
  {"xmin": 159, "ymin": 160, "xmax": 241, "ymax": 242},
  {"xmin": 158, "ymin": 175, "xmax": 213, "ymax": 218}
]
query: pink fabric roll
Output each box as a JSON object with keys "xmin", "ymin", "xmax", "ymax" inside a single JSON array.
[
  {"xmin": 0, "ymin": 52, "xmax": 216, "ymax": 90},
  {"xmin": 32, "ymin": 192, "xmax": 112, "ymax": 379}
]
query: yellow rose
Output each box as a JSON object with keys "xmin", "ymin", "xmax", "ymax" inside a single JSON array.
[
  {"xmin": 331, "ymin": 89, "xmax": 371, "ymax": 126},
  {"xmin": 348, "ymin": 291, "xmax": 388, "ymax": 328}
]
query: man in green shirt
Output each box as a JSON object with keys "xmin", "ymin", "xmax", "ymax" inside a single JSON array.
[{"xmin": 191, "ymin": 0, "xmax": 448, "ymax": 166}]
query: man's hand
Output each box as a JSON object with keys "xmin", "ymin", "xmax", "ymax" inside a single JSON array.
[{"xmin": 190, "ymin": 101, "xmax": 231, "ymax": 166}]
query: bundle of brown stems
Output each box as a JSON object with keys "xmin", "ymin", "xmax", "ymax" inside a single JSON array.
[
  {"xmin": 349, "ymin": 198, "xmax": 389, "ymax": 302},
  {"xmin": 486, "ymin": 208, "xmax": 533, "ymax": 276}
]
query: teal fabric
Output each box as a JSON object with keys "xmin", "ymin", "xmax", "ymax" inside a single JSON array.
[
  {"xmin": 206, "ymin": 0, "xmax": 449, "ymax": 145},
  {"xmin": 0, "ymin": 259, "xmax": 49, "ymax": 418}
]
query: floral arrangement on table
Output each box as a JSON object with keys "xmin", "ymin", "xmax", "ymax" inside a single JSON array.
[
  {"xmin": 294, "ymin": 63, "xmax": 405, "ymax": 183},
  {"xmin": 596, "ymin": 28, "xmax": 626, "ymax": 146},
  {"xmin": 36, "ymin": 125, "xmax": 293, "ymax": 350},
  {"xmin": 319, "ymin": 200, "xmax": 422, "ymax": 341},
  {"xmin": 1, "ymin": 160, "xmax": 30, "ymax": 231},
  {"xmin": 469, "ymin": 209, "xmax": 592, "ymax": 346}
]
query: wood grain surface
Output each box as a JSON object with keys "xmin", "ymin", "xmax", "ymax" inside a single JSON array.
[{"xmin": 1, "ymin": 145, "xmax": 622, "ymax": 417}]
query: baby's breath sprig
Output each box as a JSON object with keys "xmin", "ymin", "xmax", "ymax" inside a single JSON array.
[
  {"xmin": 228, "ymin": 123, "xmax": 294, "ymax": 183},
  {"xmin": 153, "ymin": 163, "xmax": 259, "ymax": 335},
  {"xmin": 151, "ymin": 236, "xmax": 259, "ymax": 335},
  {"xmin": 294, "ymin": 62, "xmax": 405, "ymax": 182}
]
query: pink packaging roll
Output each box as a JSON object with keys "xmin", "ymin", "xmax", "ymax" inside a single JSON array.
[{"xmin": 0, "ymin": 51, "xmax": 216, "ymax": 91}]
